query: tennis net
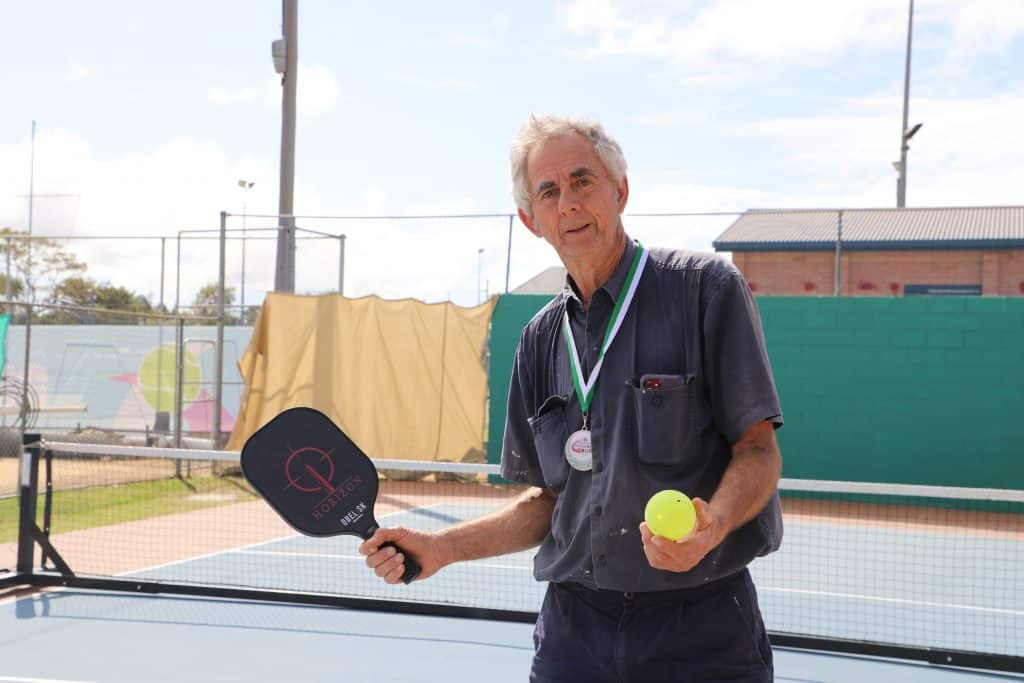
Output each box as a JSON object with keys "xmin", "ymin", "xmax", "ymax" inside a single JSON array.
[{"xmin": 7, "ymin": 439, "xmax": 1022, "ymax": 669}]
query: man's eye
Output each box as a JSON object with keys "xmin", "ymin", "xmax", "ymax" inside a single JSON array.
[{"xmin": 539, "ymin": 189, "xmax": 557, "ymax": 200}]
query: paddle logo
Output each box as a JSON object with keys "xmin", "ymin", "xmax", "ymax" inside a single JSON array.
[{"xmin": 283, "ymin": 445, "xmax": 366, "ymax": 523}]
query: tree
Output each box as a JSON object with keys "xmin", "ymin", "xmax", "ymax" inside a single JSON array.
[
  {"xmin": 191, "ymin": 282, "xmax": 238, "ymax": 322},
  {"xmin": 41, "ymin": 276, "xmax": 154, "ymax": 324},
  {"xmin": 0, "ymin": 227, "xmax": 87, "ymax": 303}
]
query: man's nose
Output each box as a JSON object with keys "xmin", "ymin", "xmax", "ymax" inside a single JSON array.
[{"xmin": 558, "ymin": 188, "xmax": 580, "ymax": 215}]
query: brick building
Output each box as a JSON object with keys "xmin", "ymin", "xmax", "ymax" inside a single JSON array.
[{"xmin": 713, "ymin": 207, "xmax": 1024, "ymax": 296}]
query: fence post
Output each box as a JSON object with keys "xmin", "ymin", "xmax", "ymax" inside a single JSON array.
[
  {"xmin": 212, "ymin": 212, "xmax": 226, "ymax": 449},
  {"xmin": 174, "ymin": 316, "xmax": 185, "ymax": 451}
]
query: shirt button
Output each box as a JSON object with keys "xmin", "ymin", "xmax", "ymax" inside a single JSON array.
[
  {"xmin": 595, "ymin": 462, "xmax": 604, "ymax": 473},
  {"xmin": 594, "ymin": 505, "xmax": 602, "ymax": 516},
  {"xmin": 652, "ymin": 395, "xmax": 663, "ymax": 406},
  {"xmin": 597, "ymin": 555, "xmax": 607, "ymax": 566}
]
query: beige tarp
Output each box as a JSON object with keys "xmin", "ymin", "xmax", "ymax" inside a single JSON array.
[{"xmin": 226, "ymin": 292, "xmax": 496, "ymax": 463}]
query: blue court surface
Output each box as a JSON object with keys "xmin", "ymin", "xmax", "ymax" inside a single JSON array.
[{"xmin": 1, "ymin": 588, "xmax": 1021, "ymax": 683}]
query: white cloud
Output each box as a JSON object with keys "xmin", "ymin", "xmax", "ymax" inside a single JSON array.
[
  {"xmin": 560, "ymin": 0, "xmax": 1024, "ymax": 73},
  {"xmin": 65, "ymin": 62, "xmax": 94, "ymax": 83},
  {"xmin": 208, "ymin": 85, "xmax": 261, "ymax": 107},
  {"xmin": 721, "ymin": 91, "xmax": 1024, "ymax": 208},
  {"xmin": 210, "ymin": 63, "xmax": 339, "ymax": 117},
  {"xmin": 943, "ymin": 1, "xmax": 1024, "ymax": 56},
  {"xmin": 0, "ymin": 127, "xmax": 281, "ymax": 307}
]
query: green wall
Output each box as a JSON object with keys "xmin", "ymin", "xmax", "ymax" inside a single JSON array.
[
  {"xmin": 487, "ymin": 295, "xmax": 1024, "ymax": 488},
  {"xmin": 486, "ymin": 295, "xmax": 554, "ymax": 473}
]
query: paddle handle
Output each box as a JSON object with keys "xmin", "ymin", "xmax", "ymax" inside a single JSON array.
[
  {"xmin": 381, "ymin": 541, "xmax": 422, "ymax": 584},
  {"xmin": 365, "ymin": 524, "xmax": 422, "ymax": 584}
]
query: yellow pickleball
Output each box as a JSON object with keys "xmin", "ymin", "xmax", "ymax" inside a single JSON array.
[{"xmin": 644, "ymin": 489, "xmax": 696, "ymax": 541}]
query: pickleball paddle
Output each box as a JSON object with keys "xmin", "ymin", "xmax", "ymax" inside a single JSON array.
[{"xmin": 240, "ymin": 406, "xmax": 422, "ymax": 584}]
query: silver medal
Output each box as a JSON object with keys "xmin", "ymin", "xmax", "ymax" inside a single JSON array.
[{"xmin": 564, "ymin": 429, "xmax": 593, "ymax": 471}]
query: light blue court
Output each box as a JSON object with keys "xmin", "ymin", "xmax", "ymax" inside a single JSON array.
[
  {"xmin": 3, "ymin": 496, "xmax": 1020, "ymax": 680},
  {"xmin": 1, "ymin": 589, "xmax": 1021, "ymax": 683},
  {"xmin": 121, "ymin": 502, "xmax": 1023, "ymax": 661}
]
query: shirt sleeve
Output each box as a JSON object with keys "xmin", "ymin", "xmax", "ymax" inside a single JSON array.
[
  {"xmin": 499, "ymin": 333, "xmax": 546, "ymax": 486},
  {"xmin": 702, "ymin": 263, "xmax": 783, "ymax": 445}
]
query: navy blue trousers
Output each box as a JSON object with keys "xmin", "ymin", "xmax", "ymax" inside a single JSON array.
[{"xmin": 530, "ymin": 568, "xmax": 773, "ymax": 682}]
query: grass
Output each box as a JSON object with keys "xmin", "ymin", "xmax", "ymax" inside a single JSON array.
[{"xmin": 0, "ymin": 474, "xmax": 258, "ymax": 544}]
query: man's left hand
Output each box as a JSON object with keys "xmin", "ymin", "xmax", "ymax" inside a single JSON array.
[{"xmin": 639, "ymin": 497, "xmax": 723, "ymax": 572}]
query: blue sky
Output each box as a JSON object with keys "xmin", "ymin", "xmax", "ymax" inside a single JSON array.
[{"xmin": 1, "ymin": 1, "xmax": 1023, "ymax": 307}]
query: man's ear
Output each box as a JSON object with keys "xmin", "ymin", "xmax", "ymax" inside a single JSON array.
[
  {"xmin": 518, "ymin": 207, "xmax": 542, "ymax": 238},
  {"xmin": 616, "ymin": 175, "xmax": 629, "ymax": 212}
]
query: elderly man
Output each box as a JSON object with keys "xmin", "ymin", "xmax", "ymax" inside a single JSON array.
[{"xmin": 361, "ymin": 114, "xmax": 783, "ymax": 682}]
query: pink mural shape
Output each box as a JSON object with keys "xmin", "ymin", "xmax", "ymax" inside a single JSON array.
[{"xmin": 182, "ymin": 388, "xmax": 236, "ymax": 432}]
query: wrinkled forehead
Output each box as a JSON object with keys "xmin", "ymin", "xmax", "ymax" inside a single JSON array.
[{"xmin": 526, "ymin": 133, "xmax": 606, "ymax": 188}]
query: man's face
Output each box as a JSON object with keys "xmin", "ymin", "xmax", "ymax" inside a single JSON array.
[{"xmin": 519, "ymin": 133, "xmax": 629, "ymax": 264}]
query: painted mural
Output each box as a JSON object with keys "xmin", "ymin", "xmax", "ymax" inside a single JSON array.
[{"xmin": 1, "ymin": 325, "xmax": 252, "ymax": 436}]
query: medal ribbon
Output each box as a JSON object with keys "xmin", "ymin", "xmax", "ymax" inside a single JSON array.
[{"xmin": 563, "ymin": 242, "xmax": 648, "ymax": 418}]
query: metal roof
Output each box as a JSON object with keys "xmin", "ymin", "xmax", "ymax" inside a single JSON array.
[{"xmin": 713, "ymin": 206, "xmax": 1024, "ymax": 252}]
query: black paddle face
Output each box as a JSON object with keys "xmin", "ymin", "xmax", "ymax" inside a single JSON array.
[{"xmin": 241, "ymin": 407, "xmax": 381, "ymax": 538}]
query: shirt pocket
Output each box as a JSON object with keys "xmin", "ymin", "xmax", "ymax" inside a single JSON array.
[
  {"xmin": 629, "ymin": 373, "xmax": 697, "ymax": 466},
  {"xmin": 527, "ymin": 394, "xmax": 571, "ymax": 491}
]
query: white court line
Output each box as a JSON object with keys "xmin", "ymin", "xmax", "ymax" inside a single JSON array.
[
  {"xmin": 762, "ymin": 586, "xmax": 1023, "ymax": 617},
  {"xmin": 235, "ymin": 549, "xmax": 534, "ymax": 572},
  {"xmin": 123, "ymin": 502, "xmax": 457, "ymax": 577},
  {"xmin": 120, "ymin": 533, "xmax": 301, "ymax": 577},
  {"xmin": 0, "ymin": 677, "xmax": 96, "ymax": 683}
]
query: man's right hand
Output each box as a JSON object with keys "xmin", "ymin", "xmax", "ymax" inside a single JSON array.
[{"xmin": 359, "ymin": 526, "xmax": 449, "ymax": 584}]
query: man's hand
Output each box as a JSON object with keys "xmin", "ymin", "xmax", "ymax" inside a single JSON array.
[
  {"xmin": 359, "ymin": 526, "xmax": 450, "ymax": 584},
  {"xmin": 639, "ymin": 497, "xmax": 724, "ymax": 572},
  {"xmin": 639, "ymin": 420, "xmax": 781, "ymax": 574}
]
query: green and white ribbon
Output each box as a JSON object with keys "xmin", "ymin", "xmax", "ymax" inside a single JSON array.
[{"xmin": 563, "ymin": 242, "xmax": 648, "ymax": 418}]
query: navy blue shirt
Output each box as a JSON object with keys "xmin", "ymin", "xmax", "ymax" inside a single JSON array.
[{"xmin": 500, "ymin": 238, "xmax": 783, "ymax": 591}]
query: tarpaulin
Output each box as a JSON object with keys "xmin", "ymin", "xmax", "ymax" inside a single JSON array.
[{"xmin": 226, "ymin": 293, "xmax": 495, "ymax": 464}]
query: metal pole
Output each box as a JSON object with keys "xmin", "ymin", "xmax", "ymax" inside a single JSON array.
[
  {"xmin": 4, "ymin": 236, "xmax": 10, "ymax": 301},
  {"xmin": 175, "ymin": 232, "xmax": 182, "ymax": 313},
  {"xmin": 159, "ymin": 237, "xmax": 166, "ymax": 311},
  {"xmin": 20, "ymin": 303, "xmax": 33, "ymax": 437},
  {"xmin": 275, "ymin": 0, "xmax": 298, "ymax": 292},
  {"xmin": 240, "ymin": 197, "xmax": 246, "ymax": 315},
  {"xmin": 212, "ymin": 211, "xmax": 227, "ymax": 449},
  {"xmin": 174, "ymin": 317, "xmax": 185, "ymax": 450},
  {"xmin": 834, "ymin": 210, "xmax": 844, "ymax": 296},
  {"xmin": 477, "ymin": 248, "xmax": 484, "ymax": 304},
  {"xmin": 896, "ymin": 0, "xmax": 914, "ymax": 208},
  {"xmin": 157, "ymin": 237, "xmax": 166, "ymax": 432},
  {"xmin": 338, "ymin": 234, "xmax": 346, "ymax": 294},
  {"xmin": 27, "ymin": 122, "xmax": 35, "ymax": 306},
  {"xmin": 238, "ymin": 179, "xmax": 253, "ymax": 319},
  {"xmin": 504, "ymin": 214, "xmax": 513, "ymax": 293}
]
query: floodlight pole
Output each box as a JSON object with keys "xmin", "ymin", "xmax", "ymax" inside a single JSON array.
[
  {"xmin": 274, "ymin": 0, "xmax": 298, "ymax": 292},
  {"xmin": 896, "ymin": 0, "xmax": 915, "ymax": 208}
]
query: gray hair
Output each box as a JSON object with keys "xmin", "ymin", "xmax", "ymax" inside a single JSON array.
[{"xmin": 510, "ymin": 114, "xmax": 628, "ymax": 217}]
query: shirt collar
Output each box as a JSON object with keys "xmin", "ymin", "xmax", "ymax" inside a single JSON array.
[{"xmin": 563, "ymin": 236, "xmax": 637, "ymax": 310}]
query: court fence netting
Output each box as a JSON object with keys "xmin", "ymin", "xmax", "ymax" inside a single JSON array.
[{"xmin": 3, "ymin": 436, "xmax": 1022, "ymax": 674}]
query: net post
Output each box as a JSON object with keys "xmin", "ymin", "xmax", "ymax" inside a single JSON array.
[{"xmin": 16, "ymin": 432, "xmax": 40, "ymax": 575}]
